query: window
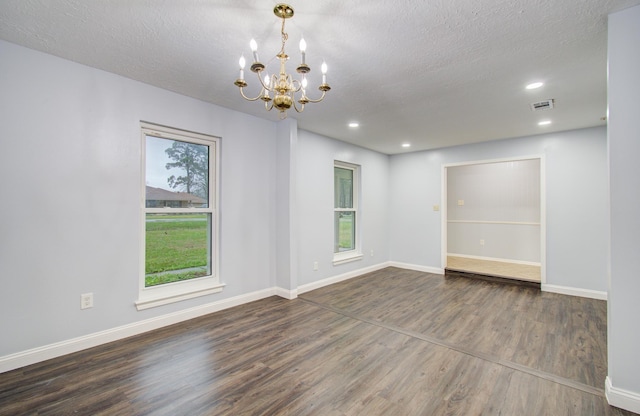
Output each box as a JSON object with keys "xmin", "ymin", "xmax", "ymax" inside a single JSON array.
[
  {"xmin": 334, "ymin": 161, "xmax": 362, "ymax": 264},
  {"xmin": 137, "ymin": 122, "xmax": 223, "ymax": 310}
]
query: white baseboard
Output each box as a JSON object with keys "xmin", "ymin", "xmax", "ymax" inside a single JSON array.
[
  {"xmin": 0, "ymin": 288, "xmax": 277, "ymax": 374},
  {"xmin": 606, "ymin": 376, "xmax": 640, "ymax": 413},
  {"xmin": 388, "ymin": 261, "xmax": 444, "ymax": 275},
  {"xmin": 298, "ymin": 262, "xmax": 392, "ymax": 294},
  {"xmin": 447, "ymin": 253, "xmax": 540, "ymax": 267},
  {"xmin": 275, "ymin": 287, "xmax": 298, "ymax": 300},
  {"xmin": 0, "ymin": 262, "xmax": 424, "ymax": 374},
  {"xmin": 542, "ymin": 284, "xmax": 607, "ymax": 300},
  {"xmin": 5, "ymin": 264, "xmax": 605, "ymax": 375}
]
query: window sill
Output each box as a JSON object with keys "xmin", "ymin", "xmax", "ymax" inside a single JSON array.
[
  {"xmin": 333, "ymin": 253, "xmax": 363, "ymax": 266},
  {"xmin": 136, "ymin": 279, "xmax": 225, "ymax": 311}
]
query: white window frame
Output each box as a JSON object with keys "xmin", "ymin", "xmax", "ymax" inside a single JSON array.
[
  {"xmin": 333, "ymin": 160, "xmax": 363, "ymax": 265},
  {"xmin": 136, "ymin": 122, "xmax": 223, "ymax": 310}
]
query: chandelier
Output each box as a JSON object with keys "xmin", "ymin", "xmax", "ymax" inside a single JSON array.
[{"xmin": 234, "ymin": 4, "xmax": 331, "ymax": 118}]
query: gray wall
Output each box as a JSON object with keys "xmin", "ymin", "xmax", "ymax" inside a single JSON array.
[
  {"xmin": 607, "ymin": 4, "xmax": 640, "ymax": 403},
  {"xmin": 0, "ymin": 39, "xmax": 393, "ymax": 360},
  {"xmin": 389, "ymin": 127, "xmax": 609, "ymax": 292},
  {"xmin": 0, "ymin": 40, "xmax": 278, "ymax": 356},
  {"xmin": 295, "ymin": 130, "xmax": 390, "ymax": 286},
  {"xmin": 447, "ymin": 159, "xmax": 541, "ymax": 262}
]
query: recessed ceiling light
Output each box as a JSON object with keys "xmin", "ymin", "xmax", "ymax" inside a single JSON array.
[
  {"xmin": 538, "ymin": 120, "xmax": 551, "ymax": 126},
  {"xmin": 526, "ymin": 82, "xmax": 544, "ymax": 90},
  {"xmin": 348, "ymin": 122, "xmax": 359, "ymax": 128},
  {"xmin": 402, "ymin": 143, "xmax": 411, "ymax": 148}
]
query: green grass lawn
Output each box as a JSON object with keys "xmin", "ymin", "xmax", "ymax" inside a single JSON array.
[
  {"xmin": 338, "ymin": 213, "xmax": 355, "ymax": 251},
  {"xmin": 145, "ymin": 214, "xmax": 209, "ymax": 286},
  {"xmin": 146, "ymin": 212, "xmax": 354, "ymax": 287}
]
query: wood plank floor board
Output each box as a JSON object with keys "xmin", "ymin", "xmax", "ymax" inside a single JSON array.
[
  {"xmin": 302, "ymin": 268, "xmax": 610, "ymax": 390},
  {"xmin": 0, "ymin": 267, "xmax": 635, "ymax": 415}
]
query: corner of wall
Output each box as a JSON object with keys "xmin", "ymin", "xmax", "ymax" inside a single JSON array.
[{"xmin": 606, "ymin": 376, "xmax": 640, "ymax": 414}]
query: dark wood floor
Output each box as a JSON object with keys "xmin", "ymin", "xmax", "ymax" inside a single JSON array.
[{"xmin": 0, "ymin": 267, "xmax": 635, "ymax": 415}]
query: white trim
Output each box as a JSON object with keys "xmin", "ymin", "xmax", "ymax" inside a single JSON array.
[
  {"xmin": 447, "ymin": 220, "xmax": 541, "ymax": 226},
  {"xmin": 539, "ymin": 155, "xmax": 546, "ymax": 285},
  {"xmin": 444, "ymin": 154, "xmax": 544, "ymax": 168},
  {"xmin": 389, "ymin": 261, "xmax": 445, "ymax": 275},
  {"xmin": 447, "ymin": 253, "xmax": 541, "ymax": 267},
  {"xmin": 1, "ymin": 263, "xmax": 421, "ymax": 374},
  {"xmin": 135, "ymin": 283, "xmax": 226, "ymax": 310},
  {"xmin": 139, "ymin": 122, "xmax": 222, "ymax": 309},
  {"xmin": 334, "ymin": 160, "xmax": 361, "ymax": 261},
  {"xmin": 2, "ymin": 262, "xmax": 395, "ymax": 373},
  {"xmin": 442, "ymin": 155, "xmax": 546, "ymax": 285},
  {"xmin": 298, "ymin": 262, "xmax": 392, "ymax": 294},
  {"xmin": 333, "ymin": 253, "xmax": 364, "ymax": 265},
  {"xmin": 7, "ymin": 262, "xmax": 612, "ymax": 377},
  {"xmin": 275, "ymin": 287, "xmax": 298, "ymax": 300},
  {"xmin": 10, "ymin": 262, "xmax": 613, "ymax": 376},
  {"xmin": 0, "ymin": 288, "xmax": 277, "ymax": 374},
  {"xmin": 606, "ymin": 376, "xmax": 640, "ymax": 413},
  {"xmin": 441, "ymin": 164, "xmax": 448, "ymax": 270},
  {"xmin": 542, "ymin": 284, "xmax": 607, "ymax": 300}
]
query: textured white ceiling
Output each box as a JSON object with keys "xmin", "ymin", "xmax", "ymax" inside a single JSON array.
[{"xmin": 1, "ymin": 0, "xmax": 639, "ymax": 154}]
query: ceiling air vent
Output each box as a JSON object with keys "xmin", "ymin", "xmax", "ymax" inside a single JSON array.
[{"xmin": 530, "ymin": 99, "xmax": 555, "ymax": 111}]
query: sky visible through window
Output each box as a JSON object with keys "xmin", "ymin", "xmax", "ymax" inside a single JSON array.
[{"xmin": 146, "ymin": 135, "xmax": 187, "ymax": 190}]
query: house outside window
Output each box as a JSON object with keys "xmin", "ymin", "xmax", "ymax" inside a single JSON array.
[
  {"xmin": 145, "ymin": 186, "xmax": 207, "ymax": 208},
  {"xmin": 334, "ymin": 161, "xmax": 363, "ymax": 264},
  {"xmin": 137, "ymin": 122, "xmax": 223, "ymax": 310}
]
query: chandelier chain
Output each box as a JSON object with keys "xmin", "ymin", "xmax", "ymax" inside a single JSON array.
[{"xmin": 279, "ymin": 16, "xmax": 288, "ymax": 57}]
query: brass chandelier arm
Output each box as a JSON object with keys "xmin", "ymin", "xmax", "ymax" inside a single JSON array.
[
  {"xmin": 290, "ymin": 78, "xmax": 303, "ymax": 94},
  {"xmin": 301, "ymin": 90, "xmax": 327, "ymax": 104},
  {"xmin": 257, "ymin": 72, "xmax": 271, "ymax": 90},
  {"xmin": 292, "ymin": 96, "xmax": 305, "ymax": 113},
  {"xmin": 238, "ymin": 86, "xmax": 265, "ymax": 102}
]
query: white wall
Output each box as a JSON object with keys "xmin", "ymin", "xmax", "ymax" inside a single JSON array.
[
  {"xmin": 296, "ymin": 130, "xmax": 390, "ymax": 286},
  {"xmin": 0, "ymin": 40, "xmax": 277, "ymax": 357},
  {"xmin": 607, "ymin": 4, "xmax": 640, "ymax": 412},
  {"xmin": 447, "ymin": 159, "xmax": 541, "ymax": 262},
  {"xmin": 389, "ymin": 127, "xmax": 609, "ymax": 292}
]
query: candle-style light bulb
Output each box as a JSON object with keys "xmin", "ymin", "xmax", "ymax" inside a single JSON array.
[
  {"xmin": 321, "ymin": 61, "xmax": 328, "ymax": 84},
  {"xmin": 250, "ymin": 38, "xmax": 259, "ymax": 62},
  {"xmin": 238, "ymin": 55, "xmax": 246, "ymax": 80},
  {"xmin": 263, "ymin": 74, "xmax": 271, "ymax": 97},
  {"xmin": 299, "ymin": 38, "xmax": 307, "ymax": 65}
]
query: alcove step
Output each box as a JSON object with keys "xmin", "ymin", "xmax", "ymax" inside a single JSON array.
[{"xmin": 444, "ymin": 268, "xmax": 541, "ymax": 289}]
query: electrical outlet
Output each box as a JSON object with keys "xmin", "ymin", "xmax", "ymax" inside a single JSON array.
[
  {"xmin": 313, "ymin": 261, "xmax": 318, "ymax": 271},
  {"xmin": 81, "ymin": 293, "xmax": 93, "ymax": 309},
  {"xmin": 480, "ymin": 239, "xmax": 485, "ymax": 246},
  {"xmin": 370, "ymin": 249, "xmax": 374, "ymax": 257}
]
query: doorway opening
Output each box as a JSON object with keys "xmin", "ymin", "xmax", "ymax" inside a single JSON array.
[{"xmin": 442, "ymin": 156, "xmax": 545, "ymax": 286}]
